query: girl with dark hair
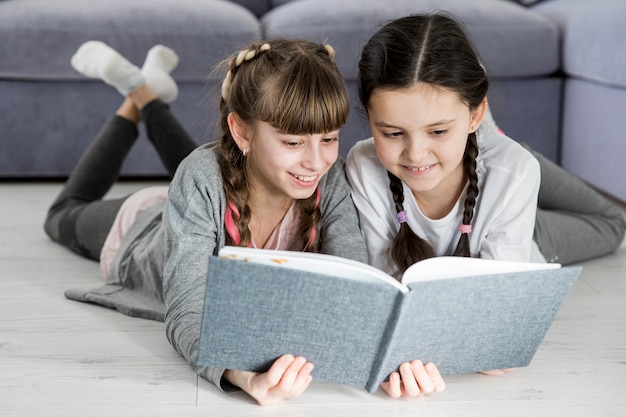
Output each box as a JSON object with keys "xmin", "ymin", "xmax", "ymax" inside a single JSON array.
[
  {"xmin": 44, "ymin": 39, "xmax": 368, "ymax": 405},
  {"xmin": 347, "ymin": 13, "xmax": 625, "ymax": 397}
]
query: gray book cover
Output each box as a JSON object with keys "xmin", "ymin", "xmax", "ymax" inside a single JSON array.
[{"xmin": 197, "ymin": 256, "xmax": 581, "ymax": 393}]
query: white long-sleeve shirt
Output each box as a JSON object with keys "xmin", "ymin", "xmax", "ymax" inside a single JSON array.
[{"xmin": 346, "ymin": 127, "xmax": 544, "ymax": 276}]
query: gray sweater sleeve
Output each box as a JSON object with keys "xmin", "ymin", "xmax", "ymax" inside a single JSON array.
[
  {"xmin": 161, "ymin": 145, "xmax": 232, "ymax": 390},
  {"xmin": 318, "ymin": 157, "xmax": 369, "ymax": 264}
]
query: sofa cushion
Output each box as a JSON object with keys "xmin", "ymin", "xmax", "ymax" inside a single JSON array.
[
  {"xmin": 0, "ymin": 0, "xmax": 261, "ymax": 82},
  {"xmin": 261, "ymin": 0, "xmax": 559, "ymax": 80},
  {"xmin": 532, "ymin": 0, "xmax": 626, "ymax": 88}
]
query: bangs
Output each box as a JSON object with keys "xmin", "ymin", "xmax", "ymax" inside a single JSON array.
[{"xmin": 255, "ymin": 58, "xmax": 350, "ymax": 134}]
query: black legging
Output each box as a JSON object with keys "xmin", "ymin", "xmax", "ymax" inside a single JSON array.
[{"xmin": 44, "ymin": 100, "xmax": 197, "ymax": 260}]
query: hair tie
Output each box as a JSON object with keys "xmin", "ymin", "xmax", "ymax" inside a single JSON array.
[
  {"xmin": 324, "ymin": 44, "xmax": 335, "ymax": 60},
  {"xmin": 459, "ymin": 224, "xmax": 472, "ymax": 234},
  {"xmin": 225, "ymin": 201, "xmax": 241, "ymax": 245},
  {"xmin": 235, "ymin": 49, "xmax": 248, "ymax": 67},
  {"xmin": 222, "ymin": 43, "xmax": 272, "ymax": 101},
  {"xmin": 396, "ymin": 210, "xmax": 408, "ymax": 224}
]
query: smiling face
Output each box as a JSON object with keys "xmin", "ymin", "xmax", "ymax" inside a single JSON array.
[
  {"xmin": 244, "ymin": 120, "xmax": 340, "ymax": 204},
  {"xmin": 367, "ymin": 82, "xmax": 485, "ymax": 208}
]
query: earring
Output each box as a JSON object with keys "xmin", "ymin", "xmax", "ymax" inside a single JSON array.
[{"xmin": 242, "ymin": 147, "xmax": 248, "ymax": 157}]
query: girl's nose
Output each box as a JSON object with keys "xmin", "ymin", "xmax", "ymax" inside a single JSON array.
[
  {"xmin": 404, "ymin": 137, "xmax": 428, "ymax": 161},
  {"xmin": 302, "ymin": 144, "xmax": 326, "ymax": 171}
]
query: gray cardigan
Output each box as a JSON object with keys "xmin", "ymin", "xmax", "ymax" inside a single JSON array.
[{"xmin": 66, "ymin": 142, "xmax": 368, "ymax": 389}]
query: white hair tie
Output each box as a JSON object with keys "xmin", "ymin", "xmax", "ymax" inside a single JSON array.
[
  {"xmin": 324, "ymin": 44, "xmax": 335, "ymax": 60},
  {"xmin": 222, "ymin": 43, "xmax": 272, "ymax": 101}
]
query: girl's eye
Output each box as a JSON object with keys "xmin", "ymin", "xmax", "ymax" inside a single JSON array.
[
  {"xmin": 383, "ymin": 131, "xmax": 403, "ymax": 138},
  {"xmin": 322, "ymin": 136, "xmax": 338, "ymax": 144},
  {"xmin": 432, "ymin": 129, "xmax": 447, "ymax": 136},
  {"xmin": 282, "ymin": 135, "xmax": 303, "ymax": 148}
]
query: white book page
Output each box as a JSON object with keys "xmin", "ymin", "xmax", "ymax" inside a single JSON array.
[
  {"xmin": 402, "ymin": 256, "xmax": 561, "ymax": 285},
  {"xmin": 218, "ymin": 246, "xmax": 409, "ymax": 293}
]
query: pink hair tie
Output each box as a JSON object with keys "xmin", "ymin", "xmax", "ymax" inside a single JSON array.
[
  {"xmin": 225, "ymin": 201, "xmax": 241, "ymax": 245},
  {"xmin": 396, "ymin": 210, "xmax": 408, "ymax": 224},
  {"xmin": 458, "ymin": 224, "xmax": 472, "ymax": 234}
]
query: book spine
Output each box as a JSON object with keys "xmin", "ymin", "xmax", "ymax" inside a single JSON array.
[{"xmin": 364, "ymin": 292, "xmax": 408, "ymax": 393}]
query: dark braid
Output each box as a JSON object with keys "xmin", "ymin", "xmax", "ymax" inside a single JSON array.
[
  {"xmin": 453, "ymin": 132, "xmax": 479, "ymax": 257},
  {"xmin": 387, "ymin": 172, "xmax": 435, "ymax": 277}
]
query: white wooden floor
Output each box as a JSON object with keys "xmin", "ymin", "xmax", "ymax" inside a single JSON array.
[{"xmin": 2, "ymin": 181, "xmax": 626, "ymax": 417}]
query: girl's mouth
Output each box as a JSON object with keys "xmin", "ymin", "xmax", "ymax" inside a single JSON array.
[
  {"xmin": 290, "ymin": 173, "xmax": 318, "ymax": 184},
  {"xmin": 403, "ymin": 163, "xmax": 436, "ymax": 175}
]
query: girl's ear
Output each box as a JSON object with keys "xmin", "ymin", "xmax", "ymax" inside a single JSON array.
[
  {"xmin": 469, "ymin": 98, "xmax": 488, "ymax": 133},
  {"xmin": 227, "ymin": 112, "xmax": 252, "ymax": 153}
]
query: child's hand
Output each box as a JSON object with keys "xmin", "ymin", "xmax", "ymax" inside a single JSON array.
[
  {"xmin": 479, "ymin": 368, "xmax": 516, "ymax": 376},
  {"xmin": 223, "ymin": 354, "xmax": 314, "ymax": 406},
  {"xmin": 381, "ymin": 360, "xmax": 446, "ymax": 398}
]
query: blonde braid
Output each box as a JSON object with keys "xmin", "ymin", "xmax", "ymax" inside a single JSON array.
[{"xmin": 221, "ymin": 43, "xmax": 271, "ymax": 101}]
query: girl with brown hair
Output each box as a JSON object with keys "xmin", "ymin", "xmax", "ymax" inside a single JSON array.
[{"xmin": 45, "ymin": 38, "xmax": 368, "ymax": 405}]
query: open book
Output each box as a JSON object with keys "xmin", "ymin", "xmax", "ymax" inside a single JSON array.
[{"xmin": 197, "ymin": 246, "xmax": 581, "ymax": 393}]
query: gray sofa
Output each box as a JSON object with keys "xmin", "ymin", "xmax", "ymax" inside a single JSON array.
[{"xmin": 1, "ymin": 0, "xmax": 624, "ymax": 202}]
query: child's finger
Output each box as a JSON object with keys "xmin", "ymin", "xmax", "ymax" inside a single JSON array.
[
  {"xmin": 275, "ymin": 356, "xmax": 307, "ymax": 391},
  {"xmin": 424, "ymin": 362, "xmax": 446, "ymax": 392},
  {"xmin": 290, "ymin": 362, "xmax": 314, "ymax": 395},
  {"xmin": 262, "ymin": 354, "xmax": 295, "ymax": 389},
  {"xmin": 398, "ymin": 362, "xmax": 421, "ymax": 397},
  {"xmin": 410, "ymin": 360, "xmax": 435, "ymax": 394},
  {"xmin": 381, "ymin": 372, "xmax": 402, "ymax": 398}
]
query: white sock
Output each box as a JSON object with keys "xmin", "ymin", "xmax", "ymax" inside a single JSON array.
[
  {"xmin": 142, "ymin": 44, "xmax": 179, "ymax": 73},
  {"xmin": 141, "ymin": 45, "xmax": 179, "ymax": 103},
  {"xmin": 71, "ymin": 41, "xmax": 145, "ymax": 96}
]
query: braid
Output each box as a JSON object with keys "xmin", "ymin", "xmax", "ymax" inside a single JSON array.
[
  {"xmin": 453, "ymin": 132, "xmax": 479, "ymax": 257},
  {"xmin": 218, "ymin": 44, "xmax": 271, "ymax": 247},
  {"xmin": 387, "ymin": 172, "xmax": 435, "ymax": 278},
  {"xmin": 295, "ymin": 188, "xmax": 321, "ymax": 252},
  {"xmin": 221, "ymin": 43, "xmax": 271, "ymax": 102},
  {"xmin": 220, "ymin": 131, "xmax": 252, "ymax": 247},
  {"xmin": 219, "ymin": 87, "xmax": 251, "ymax": 247}
]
